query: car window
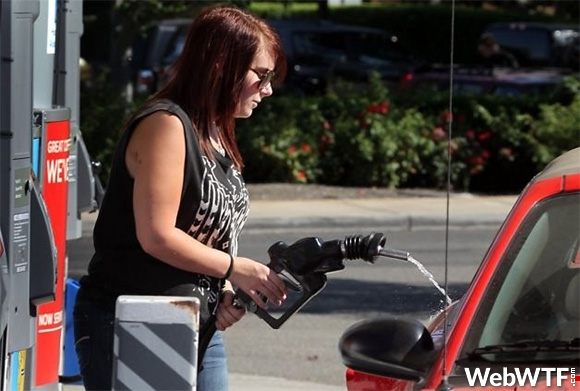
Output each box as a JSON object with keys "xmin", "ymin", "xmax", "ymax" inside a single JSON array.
[
  {"xmin": 351, "ymin": 32, "xmax": 410, "ymax": 65},
  {"xmin": 457, "ymin": 193, "xmax": 579, "ymax": 366},
  {"xmin": 292, "ymin": 31, "xmax": 348, "ymax": 64},
  {"xmin": 490, "ymin": 29, "xmax": 551, "ymax": 63},
  {"xmin": 162, "ymin": 31, "xmax": 186, "ymax": 66},
  {"xmin": 147, "ymin": 24, "xmax": 181, "ymax": 67},
  {"xmin": 456, "ymin": 83, "xmax": 487, "ymax": 95},
  {"xmin": 494, "ymin": 85, "xmax": 525, "ymax": 97}
]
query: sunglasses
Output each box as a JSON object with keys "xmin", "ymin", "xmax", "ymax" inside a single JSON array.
[{"xmin": 250, "ymin": 69, "xmax": 276, "ymax": 90}]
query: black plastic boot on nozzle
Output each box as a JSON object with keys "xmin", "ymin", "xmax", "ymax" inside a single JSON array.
[{"xmin": 342, "ymin": 233, "xmax": 387, "ymax": 262}]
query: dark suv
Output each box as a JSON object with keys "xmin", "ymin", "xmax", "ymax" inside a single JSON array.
[
  {"xmin": 130, "ymin": 18, "xmax": 421, "ymax": 96},
  {"xmin": 267, "ymin": 20, "xmax": 421, "ymax": 95},
  {"xmin": 484, "ymin": 22, "xmax": 579, "ymax": 70}
]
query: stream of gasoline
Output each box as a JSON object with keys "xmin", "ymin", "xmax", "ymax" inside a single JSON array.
[
  {"xmin": 380, "ymin": 250, "xmax": 453, "ymax": 305},
  {"xmin": 407, "ymin": 255, "xmax": 453, "ymax": 305}
]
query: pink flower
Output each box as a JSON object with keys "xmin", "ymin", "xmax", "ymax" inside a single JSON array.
[
  {"xmin": 478, "ymin": 131, "xmax": 491, "ymax": 141},
  {"xmin": 499, "ymin": 147, "xmax": 513, "ymax": 157},
  {"xmin": 296, "ymin": 171, "xmax": 307, "ymax": 182},
  {"xmin": 470, "ymin": 166, "xmax": 483, "ymax": 175},
  {"xmin": 468, "ymin": 156, "xmax": 484, "ymax": 166},
  {"xmin": 440, "ymin": 110, "xmax": 453, "ymax": 123},
  {"xmin": 432, "ymin": 126, "xmax": 446, "ymax": 141},
  {"xmin": 288, "ymin": 146, "xmax": 296, "ymax": 155},
  {"xmin": 300, "ymin": 143, "xmax": 311, "ymax": 153},
  {"xmin": 322, "ymin": 121, "xmax": 332, "ymax": 131},
  {"xmin": 367, "ymin": 101, "xmax": 390, "ymax": 114}
]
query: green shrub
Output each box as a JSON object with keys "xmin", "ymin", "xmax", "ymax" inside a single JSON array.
[
  {"xmin": 80, "ymin": 73, "xmax": 141, "ymax": 185},
  {"xmin": 82, "ymin": 73, "xmax": 579, "ymax": 193},
  {"xmin": 237, "ymin": 74, "xmax": 580, "ymax": 193}
]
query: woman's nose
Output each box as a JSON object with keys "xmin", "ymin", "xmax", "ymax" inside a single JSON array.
[{"xmin": 260, "ymin": 82, "xmax": 273, "ymax": 97}]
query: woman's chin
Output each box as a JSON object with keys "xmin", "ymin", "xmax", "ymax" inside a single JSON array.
[{"xmin": 235, "ymin": 110, "xmax": 253, "ymax": 119}]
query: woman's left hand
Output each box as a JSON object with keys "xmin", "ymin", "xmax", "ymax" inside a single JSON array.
[{"xmin": 215, "ymin": 290, "xmax": 246, "ymax": 331}]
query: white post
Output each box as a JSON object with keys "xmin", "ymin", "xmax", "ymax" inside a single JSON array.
[{"xmin": 112, "ymin": 296, "xmax": 200, "ymax": 390}]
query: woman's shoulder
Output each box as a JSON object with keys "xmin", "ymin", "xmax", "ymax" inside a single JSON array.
[
  {"xmin": 130, "ymin": 99, "xmax": 189, "ymax": 133},
  {"xmin": 131, "ymin": 110, "xmax": 185, "ymax": 146},
  {"xmin": 136, "ymin": 98, "xmax": 186, "ymax": 121}
]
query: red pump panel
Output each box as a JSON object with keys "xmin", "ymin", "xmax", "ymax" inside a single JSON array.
[{"xmin": 35, "ymin": 119, "xmax": 70, "ymax": 386}]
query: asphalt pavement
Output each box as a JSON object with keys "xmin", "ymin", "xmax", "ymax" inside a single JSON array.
[{"xmin": 65, "ymin": 190, "xmax": 517, "ymax": 391}]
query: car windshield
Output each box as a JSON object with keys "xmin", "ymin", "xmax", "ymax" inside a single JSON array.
[
  {"xmin": 491, "ymin": 29, "xmax": 552, "ymax": 62},
  {"xmin": 292, "ymin": 31, "xmax": 349, "ymax": 65},
  {"xmin": 350, "ymin": 32, "xmax": 411, "ymax": 64},
  {"xmin": 291, "ymin": 30, "xmax": 410, "ymax": 66},
  {"xmin": 458, "ymin": 193, "xmax": 580, "ymax": 365}
]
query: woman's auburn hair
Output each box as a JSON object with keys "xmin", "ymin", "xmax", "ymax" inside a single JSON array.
[{"xmin": 154, "ymin": 4, "xmax": 287, "ymax": 170}]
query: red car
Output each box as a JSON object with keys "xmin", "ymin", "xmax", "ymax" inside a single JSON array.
[{"xmin": 340, "ymin": 147, "xmax": 580, "ymax": 390}]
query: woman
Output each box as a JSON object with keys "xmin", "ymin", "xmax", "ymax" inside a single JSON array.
[{"xmin": 73, "ymin": 5, "xmax": 288, "ymax": 390}]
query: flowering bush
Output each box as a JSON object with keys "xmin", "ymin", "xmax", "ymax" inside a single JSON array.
[
  {"xmin": 237, "ymin": 74, "xmax": 579, "ymax": 193},
  {"xmin": 82, "ymin": 73, "xmax": 579, "ymax": 193}
]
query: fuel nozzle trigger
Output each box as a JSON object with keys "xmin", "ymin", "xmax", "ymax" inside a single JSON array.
[{"xmin": 278, "ymin": 269, "xmax": 302, "ymax": 291}]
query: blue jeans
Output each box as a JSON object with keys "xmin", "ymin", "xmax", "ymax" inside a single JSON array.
[
  {"xmin": 197, "ymin": 330, "xmax": 228, "ymax": 391},
  {"xmin": 73, "ymin": 286, "xmax": 228, "ymax": 391}
]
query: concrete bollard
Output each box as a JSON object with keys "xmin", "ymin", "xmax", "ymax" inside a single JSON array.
[{"xmin": 112, "ymin": 296, "xmax": 200, "ymax": 391}]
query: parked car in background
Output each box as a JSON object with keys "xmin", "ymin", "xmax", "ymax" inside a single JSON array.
[
  {"xmin": 408, "ymin": 66, "xmax": 568, "ymax": 98},
  {"xmin": 483, "ymin": 22, "xmax": 579, "ymax": 70},
  {"xmin": 340, "ymin": 147, "xmax": 580, "ymax": 390},
  {"xmin": 130, "ymin": 18, "xmax": 190, "ymax": 96},
  {"xmin": 267, "ymin": 19, "xmax": 422, "ymax": 95},
  {"xmin": 130, "ymin": 18, "xmax": 422, "ymax": 96}
]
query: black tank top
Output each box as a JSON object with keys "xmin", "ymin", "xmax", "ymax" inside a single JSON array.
[{"xmin": 82, "ymin": 99, "xmax": 249, "ymax": 328}]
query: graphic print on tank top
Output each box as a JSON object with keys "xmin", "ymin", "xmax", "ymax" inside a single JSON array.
[{"xmin": 187, "ymin": 155, "xmax": 249, "ymax": 314}]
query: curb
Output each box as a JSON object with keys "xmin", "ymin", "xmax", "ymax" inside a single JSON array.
[
  {"xmin": 81, "ymin": 214, "xmax": 508, "ymax": 234},
  {"xmin": 244, "ymin": 215, "xmax": 507, "ymax": 231}
]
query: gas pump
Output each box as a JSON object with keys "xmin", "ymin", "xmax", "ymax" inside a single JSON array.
[
  {"xmin": 1, "ymin": 1, "xmax": 47, "ymax": 389},
  {"xmin": 53, "ymin": 0, "xmax": 97, "ymax": 238},
  {"xmin": 1, "ymin": 0, "xmax": 97, "ymax": 389}
]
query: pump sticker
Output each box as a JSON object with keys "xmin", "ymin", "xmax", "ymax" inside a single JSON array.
[
  {"xmin": 12, "ymin": 167, "xmax": 29, "ymax": 274},
  {"xmin": 37, "ymin": 310, "xmax": 63, "ymax": 333},
  {"xmin": 46, "ymin": 0, "xmax": 57, "ymax": 55},
  {"xmin": 12, "ymin": 213, "xmax": 29, "ymax": 274},
  {"xmin": 17, "ymin": 351, "xmax": 26, "ymax": 391},
  {"xmin": 13, "ymin": 171, "xmax": 27, "ymax": 208},
  {"xmin": 46, "ymin": 138, "xmax": 71, "ymax": 183},
  {"xmin": 9, "ymin": 350, "xmax": 29, "ymax": 391}
]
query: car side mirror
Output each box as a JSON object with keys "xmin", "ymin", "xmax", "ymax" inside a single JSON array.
[{"xmin": 339, "ymin": 316, "xmax": 436, "ymax": 383}]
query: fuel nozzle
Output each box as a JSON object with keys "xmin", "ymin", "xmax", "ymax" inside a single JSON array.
[{"xmin": 341, "ymin": 233, "xmax": 410, "ymax": 263}]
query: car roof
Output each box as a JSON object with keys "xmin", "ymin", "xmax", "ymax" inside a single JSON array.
[
  {"xmin": 535, "ymin": 147, "xmax": 580, "ymax": 182},
  {"xmin": 486, "ymin": 21, "xmax": 579, "ymax": 32},
  {"xmin": 416, "ymin": 68, "xmax": 563, "ymax": 83},
  {"xmin": 267, "ymin": 19, "xmax": 392, "ymax": 36},
  {"xmin": 155, "ymin": 18, "xmax": 191, "ymax": 27}
]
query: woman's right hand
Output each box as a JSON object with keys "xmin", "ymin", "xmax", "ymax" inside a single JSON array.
[{"xmin": 228, "ymin": 257, "xmax": 287, "ymax": 310}]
